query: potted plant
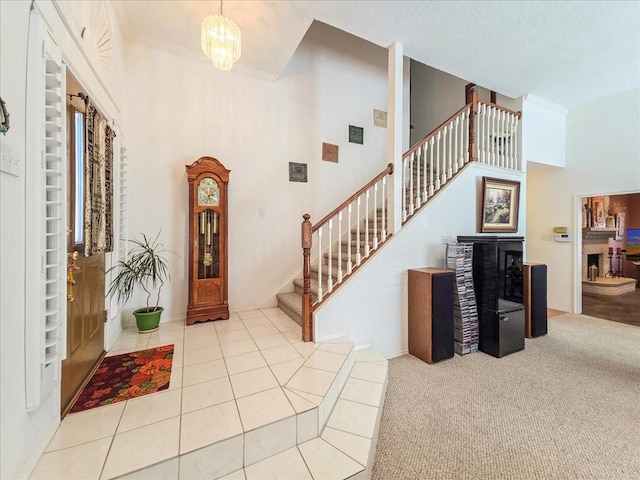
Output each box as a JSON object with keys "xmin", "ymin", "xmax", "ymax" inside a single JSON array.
[{"xmin": 107, "ymin": 231, "xmax": 173, "ymax": 333}]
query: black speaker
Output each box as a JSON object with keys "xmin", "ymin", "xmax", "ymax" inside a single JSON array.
[
  {"xmin": 408, "ymin": 268, "xmax": 454, "ymax": 364},
  {"xmin": 524, "ymin": 263, "xmax": 548, "ymax": 338}
]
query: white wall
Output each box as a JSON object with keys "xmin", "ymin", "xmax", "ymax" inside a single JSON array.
[
  {"xmin": 521, "ymin": 95, "xmax": 567, "ymax": 167},
  {"xmin": 123, "ymin": 22, "xmax": 390, "ymax": 319},
  {"xmin": 410, "ymin": 60, "xmax": 521, "ymax": 146},
  {"xmin": 0, "ymin": 1, "xmax": 127, "ymax": 477},
  {"xmin": 315, "ymin": 162, "xmax": 526, "ymax": 357},
  {"xmin": 527, "ymin": 88, "xmax": 640, "ymax": 312},
  {"xmin": 410, "ymin": 60, "xmax": 467, "ymax": 144},
  {"xmin": 1, "ymin": 3, "xmax": 59, "ymax": 479}
]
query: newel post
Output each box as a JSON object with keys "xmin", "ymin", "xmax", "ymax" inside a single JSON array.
[
  {"xmin": 301, "ymin": 214, "xmax": 313, "ymax": 342},
  {"xmin": 467, "ymin": 85, "xmax": 478, "ymax": 162}
]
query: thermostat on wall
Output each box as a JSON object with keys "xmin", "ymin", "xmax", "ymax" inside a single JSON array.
[{"xmin": 553, "ymin": 227, "xmax": 571, "ymax": 242}]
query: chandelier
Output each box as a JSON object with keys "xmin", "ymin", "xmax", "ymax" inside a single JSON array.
[{"xmin": 201, "ymin": 0, "xmax": 241, "ymax": 71}]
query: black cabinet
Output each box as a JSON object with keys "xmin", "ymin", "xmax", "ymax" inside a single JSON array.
[{"xmin": 457, "ymin": 236, "xmax": 525, "ymax": 358}]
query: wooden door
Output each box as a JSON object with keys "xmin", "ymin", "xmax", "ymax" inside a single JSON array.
[
  {"xmin": 61, "ymin": 73, "xmax": 106, "ymax": 414},
  {"xmin": 61, "ymin": 252, "xmax": 106, "ymax": 412}
]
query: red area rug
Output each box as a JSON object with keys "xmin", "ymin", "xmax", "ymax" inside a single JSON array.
[{"xmin": 69, "ymin": 344, "xmax": 174, "ymax": 414}]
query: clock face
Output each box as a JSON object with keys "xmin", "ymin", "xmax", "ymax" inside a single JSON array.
[{"xmin": 198, "ymin": 177, "xmax": 220, "ymax": 206}]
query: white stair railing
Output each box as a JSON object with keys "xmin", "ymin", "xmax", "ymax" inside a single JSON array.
[
  {"xmin": 301, "ymin": 164, "xmax": 393, "ymax": 341},
  {"xmin": 300, "ymin": 91, "xmax": 522, "ymax": 342},
  {"xmin": 476, "ymin": 100, "xmax": 521, "ymax": 170},
  {"xmin": 402, "ymin": 105, "xmax": 471, "ymax": 224},
  {"xmin": 402, "ymin": 95, "xmax": 522, "ymax": 225}
]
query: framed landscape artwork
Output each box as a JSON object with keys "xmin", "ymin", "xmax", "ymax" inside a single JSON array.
[{"xmin": 480, "ymin": 177, "xmax": 520, "ymax": 233}]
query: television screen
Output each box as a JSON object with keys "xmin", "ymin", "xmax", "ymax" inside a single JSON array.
[{"xmin": 626, "ymin": 228, "xmax": 640, "ymax": 260}]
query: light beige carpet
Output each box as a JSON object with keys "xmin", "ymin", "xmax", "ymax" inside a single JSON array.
[{"xmin": 372, "ymin": 314, "xmax": 640, "ymax": 479}]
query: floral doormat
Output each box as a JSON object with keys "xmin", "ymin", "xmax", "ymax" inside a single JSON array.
[{"xmin": 69, "ymin": 344, "xmax": 174, "ymax": 414}]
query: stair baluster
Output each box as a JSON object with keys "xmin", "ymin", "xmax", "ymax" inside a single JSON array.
[
  {"xmin": 356, "ymin": 195, "xmax": 362, "ymax": 265},
  {"xmin": 347, "ymin": 204, "xmax": 353, "ymax": 275},
  {"xmin": 337, "ymin": 212, "xmax": 343, "ymax": 283},
  {"xmin": 373, "ymin": 183, "xmax": 379, "ymax": 250},
  {"xmin": 327, "ymin": 219, "xmax": 333, "ymax": 293},
  {"xmin": 317, "ymin": 226, "xmax": 323, "ymax": 302}
]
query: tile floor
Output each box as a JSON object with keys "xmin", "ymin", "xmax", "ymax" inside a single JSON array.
[{"xmin": 29, "ymin": 308, "xmax": 388, "ymax": 480}]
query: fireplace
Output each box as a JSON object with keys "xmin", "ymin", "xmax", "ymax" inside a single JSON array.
[
  {"xmin": 587, "ymin": 254, "xmax": 601, "ymax": 277},
  {"xmin": 582, "ymin": 244, "xmax": 610, "ymax": 279}
]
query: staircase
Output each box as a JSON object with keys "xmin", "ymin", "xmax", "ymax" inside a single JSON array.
[
  {"xmin": 278, "ymin": 88, "xmax": 522, "ymax": 340},
  {"xmin": 278, "ymin": 205, "xmax": 388, "ymax": 326}
]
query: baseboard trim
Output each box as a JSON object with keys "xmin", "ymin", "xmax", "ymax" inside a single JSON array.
[{"xmin": 17, "ymin": 415, "xmax": 59, "ymax": 480}]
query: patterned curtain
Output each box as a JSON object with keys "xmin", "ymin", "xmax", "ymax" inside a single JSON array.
[{"xmin": 84, "ymin": 99, "xmax": 115, "ymax": 256}]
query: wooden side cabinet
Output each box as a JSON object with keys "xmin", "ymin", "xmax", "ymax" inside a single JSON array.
[
  {"xmin": 185, "ymin": 156, "xmax": 230, "ymax": 325},
  {"xmin": 523, "ymin": 263, "xmax": 548, "ymax": 338},
  {"xmin": 408, "ymin": 268, "xmax": 455, "ymax": 364}
]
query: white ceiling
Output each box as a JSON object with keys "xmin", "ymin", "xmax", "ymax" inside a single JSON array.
[{"xmin": 111, "ymin": 0, "xmax": 640, "ymax": 108}]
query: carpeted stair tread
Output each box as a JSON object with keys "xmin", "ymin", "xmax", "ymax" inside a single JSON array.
[
  {"xmin": 311, "ymin": 263, "xmax": 338, "ymax": 278},
  {"xmin": 276, "ymin": 291, "xmax": 303, "ymax": 326},
  {"xmin": 293, "ymin": 276, "xmax": 334, "ymax": 299}
]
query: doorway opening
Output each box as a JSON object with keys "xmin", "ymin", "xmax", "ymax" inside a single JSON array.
[{"xmin": 579, "ymin": 192, "xmax": 640, "ymax": 327}]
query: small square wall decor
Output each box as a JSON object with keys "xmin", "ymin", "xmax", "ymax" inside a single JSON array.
[
  {"xmin": 373, "ymin": 109, "xmax": 387, "ymax": 127},
  {"xmin": 349, "ymin": 125, "xmax": 364, "ymax": 145},
  {"xmin": 289, "ymin": 162, "xmax": 308, "ymax": 182},
  {"xmin": 322, "ymin": 142, "xmax": 339, "ymax": 163}
]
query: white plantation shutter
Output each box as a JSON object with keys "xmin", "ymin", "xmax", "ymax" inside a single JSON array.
[
  {"xmin": 106, "ymin": 138, "xmax": 128, "ymax": 320},
  {"xmin": 118, "ymin": 143, "xmax": 128, "ymax": 264},
  {"xmin": 25, "ymin": 17, "xmax": 67, "ymax": 409}
]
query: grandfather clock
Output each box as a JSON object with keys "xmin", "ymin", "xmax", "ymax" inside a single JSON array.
[{"xmin": 185, "ymin": 156, "xmax": 230, "ymax": 325}]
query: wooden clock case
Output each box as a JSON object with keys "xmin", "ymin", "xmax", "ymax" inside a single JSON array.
[{"xmin": 185, "ymin": 156, "xmax": 230, "ymax": 325}]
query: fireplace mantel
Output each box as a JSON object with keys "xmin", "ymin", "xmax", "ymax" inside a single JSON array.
[{"xmin": 582, "ymin": 227, "xmax": 618, "ymax": 243}]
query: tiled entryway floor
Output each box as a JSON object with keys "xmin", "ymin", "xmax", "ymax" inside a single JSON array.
[{"xmin": 29, "ymin": 308, "xmax": 388, "ymax": 479}]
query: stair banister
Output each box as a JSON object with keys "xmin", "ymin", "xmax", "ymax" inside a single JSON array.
[
  {"xmin": 475, "ymin": 99, "xmax": 521, "ymax": 170},
  {"xmin": 404, "ymin": 101, "xmax": 476, "ymax": 160},
  {"xmin": 301, "ymin": 214, "xmax": 312, "ymax": 342},
  {"xmin": 401, "ymin": 89, "xmax": 522, "ymax": 225},
  {"xmin": 298, "ymin": 90, "xmax": 522, "ymax": 342},
  {"xmin": 469, "ymin": 88, "xmax": 478, "ymax": 162},
  {"xmin": 301, "ymin": 163, "xmax": 394, "ymax": 341},
  {"xmin": 477, "ymin": 100, "xmax": 521, "ymax": 119}
]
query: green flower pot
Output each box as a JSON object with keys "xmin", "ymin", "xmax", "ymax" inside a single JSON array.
[{"xmin": 133, "ymin": 307, "xmax": 164, "ymax": 333}]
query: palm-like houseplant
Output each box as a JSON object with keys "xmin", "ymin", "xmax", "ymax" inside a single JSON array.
[{"xmin": 107, "ymin": 232, "xmax": 172, "ymax": 332}]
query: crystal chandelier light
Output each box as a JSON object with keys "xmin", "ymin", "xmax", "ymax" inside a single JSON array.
[{"xmin": 201, "ymin": 0, "xmax": 241, "ymax": 71}]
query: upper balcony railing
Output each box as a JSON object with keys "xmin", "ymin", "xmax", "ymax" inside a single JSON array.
[{"xmin": 403, "ymin": 89, "xmax": 521, "ymax": 224}]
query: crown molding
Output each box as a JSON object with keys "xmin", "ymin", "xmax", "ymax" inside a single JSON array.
[
  {"xmin": 125, "ymin": 30, "xmax": 279, "ymax": 82},
  {"xmin": 523, "ymin": 94, "xmax": 568, "ymax": 114}
]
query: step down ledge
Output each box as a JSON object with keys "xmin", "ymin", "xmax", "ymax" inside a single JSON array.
[{"xmin": 110, "ymin": 340, "xmax": 389, "ymax": 480}]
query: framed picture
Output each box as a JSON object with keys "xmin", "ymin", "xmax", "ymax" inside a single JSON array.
[
  {"xmin": 289, "ymin": 162, "xmax": 307, "ymax": 182},
  {"xmin": 348, "ymin": 125, "xmax": 363, "ymax": 144},
  {"xmin": 373, "ymin": 109, "xmax": 387, "ymax": 127},
  {"xmin": 591, "ymin": 196, "xmax": 605, "ymax": 225},
  {"xmin": 322, "ymin": 142, "xmax": 339, "ymax": 163},
  {"xmin": 480, "ymin": 177, "xmax": 520, "ymax": 233}
]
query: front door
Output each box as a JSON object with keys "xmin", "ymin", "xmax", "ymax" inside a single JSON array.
[
  {"xmin": 61, "ymin": 72, "xmax": 106, "ymax": 414},
  {"xmin": 62, "ymin": 252, "xmax": 105, "ymax": 412}
]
